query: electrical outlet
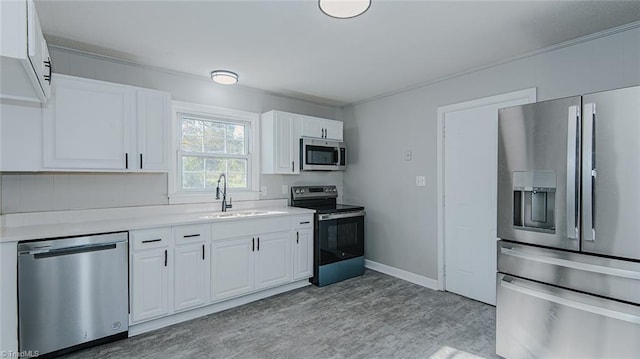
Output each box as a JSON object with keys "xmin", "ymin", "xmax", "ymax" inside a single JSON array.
[
  {"xmin": 282, "ymin": 184, "xmax": 289, "ymax": 195},
  {"xmin": 260, "ymin": 186, "xmax": 267, "ymax": 197},
  {"xmin": 416, "ymin": 176, "xmax": 426, "ymax": 186}
]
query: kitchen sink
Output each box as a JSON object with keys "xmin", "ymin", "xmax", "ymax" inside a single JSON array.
[{"xmin": 200, "ymin": 209, "xmax": 284, "ymax": 220}]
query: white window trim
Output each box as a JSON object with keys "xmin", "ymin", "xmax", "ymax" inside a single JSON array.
[{"xmin": 169, "ymin": 101, "xmax": 260, "ymax": 204}]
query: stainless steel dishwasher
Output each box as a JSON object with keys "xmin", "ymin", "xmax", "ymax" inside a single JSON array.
[{"xmin": 18, "ymin": 232, "xmax": 129, "ymax": 356}]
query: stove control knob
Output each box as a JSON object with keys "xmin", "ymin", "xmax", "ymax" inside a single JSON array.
[
  {"xmin": 333, "ymin": 188, "xmax": 337, "ymax": 192},
  {"xmin": 300, "ymin": 189, "xmax": 305, "ymax": 194},
  {"xmin": 294, "ymin": 189, "xmax": 299, "ymax": 194}
]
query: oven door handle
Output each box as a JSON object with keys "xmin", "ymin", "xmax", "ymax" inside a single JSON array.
[{"xmin": 318, "ymin": 210, "xmax": 366, "ymax": 221}]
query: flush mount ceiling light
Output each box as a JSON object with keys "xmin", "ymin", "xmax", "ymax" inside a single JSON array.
[
  {"xmin": 210, "ymin": 70, "xmax": 238, "ymax": 85},
  {"xmin": 319, "ymin": 0, "xmax": 371, "ymax": 19}
]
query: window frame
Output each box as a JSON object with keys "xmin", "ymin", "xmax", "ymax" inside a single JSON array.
[{"xmin": 169, "ymin": 101, "xmax": 260, "ymax": 204}]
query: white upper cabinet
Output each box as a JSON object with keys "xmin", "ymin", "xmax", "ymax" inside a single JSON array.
[
  {"xmin": 300, "ymin": 115, "xmax": 324, "ymax": 139},
  {"xmin": 0, "ymin": 100, "xmax": 44, "ymax": 171},
  {"xmin": 301, "ymin": 115, "xmax": 343, "ymax": 141},
  {"xmin": 0, "ymin": 0, "xmax": 51, "ymax": 102},
  {"xmin": 323, "ymin": 119, "xmax": 343, "ymax": 141},
  {"xmin": 135, "ymin": 89, "xmax": 170, "ymax": 171},
  {"xmin": 42, "ymin": 74, "xmax": 170, "ymax": 171},
  {"xmin": 43, "ymin": 75, "xmax": 134, "ymax": 169},
  {"xmin": 261, "ymin": 110, "xmax": 301, "ymax": 174}
]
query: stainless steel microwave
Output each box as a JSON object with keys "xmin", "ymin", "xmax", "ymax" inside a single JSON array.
[{"xmin": 300, "ymin": 138, "xmax": 346, "ymax": 171}]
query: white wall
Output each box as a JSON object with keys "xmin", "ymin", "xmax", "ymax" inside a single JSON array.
[
  {"xmin": 0, "ymin": 47, "xmax": 345, "ymax": 213},
  {"xmin": 342, "ymin": 27, "xmax": 640, "ymax": 280}
]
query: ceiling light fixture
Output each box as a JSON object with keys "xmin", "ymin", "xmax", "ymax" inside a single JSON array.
[
  {"xmin": 210, "ymin": 70, "xmax": 238, "ymax": 85},
  {"xmin": 319, "ymin": 0, "xmax": 371, "ymax": 19}
]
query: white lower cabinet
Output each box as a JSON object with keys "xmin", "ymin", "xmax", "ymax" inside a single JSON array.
[
  {"xmin": 254, "ymin": 232, "xmax": 291, "ymax": 290},
  {"xmin": 131, "ymin": 224, "xmax": 211, "ymax": 323},
  {"xmin": 292, "ymin": 216, "xmax": 314, "ymax": 280},
  {"xmin": 210, "ymin": 237, "xmax": 254, "ymax": 301},
  {"xmin": 130, "ymin": 228, "xmax": 171, "ymax": 324},
  {"xmin": 211, "ymin": 230, "xmax": 291, "ymax": 302},
  {"xmin": 173, "ymin": 224, "xmax": 210, "ymax": 312},
  {"xmin": 130, "ymin": 213, "xmax": 314, "ymax": 327}
]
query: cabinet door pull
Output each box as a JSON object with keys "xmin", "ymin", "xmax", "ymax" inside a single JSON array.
[
  {"xmin": 252, "ymin": 237, "xmax": 255, "ymax": 252},
  {"xmin": 299, "ymin": 221, "xmax": 310, "ymax": 224},
  {"xmin": 164, "ymin": 249, "xmax": 167, "ymax": 267},
  {"xmin": 257, "ymin": 237, "xmax": 260, "ymax": 251},
  {"xmin": 141, "ymin": 238, "xmax": 161, "ymax": 244},
  {"xmin": 292, "ymin": 161, "xmax": 294, "ymax": 172},
  {"xmin": 202, "ymin": 244, "xmax": 205, "ymax": 260},
  {"xmin": 296, "ymin": 231, "xmax": 299, "ymax": 244},
  {"xmin": 140, "ymin": 153, "xmax": 143, "ymax": 169},
  {"xmin": 125, "ymin": 153, "xmax": 129, "ymax": 169},
  {"xmin": 43, "ymin": 57, "xmax": 52, "ymax": 84},
  {"xmin": 183, "ymin": 234, "xmax": 201, "ymax": 238}
]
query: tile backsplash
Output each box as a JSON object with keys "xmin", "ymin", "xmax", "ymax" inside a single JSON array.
[{"xmin": 1, "ymin": 173, "xmax": 168, "ymax": 213}]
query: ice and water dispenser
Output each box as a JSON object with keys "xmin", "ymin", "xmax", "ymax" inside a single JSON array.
[{"xmin": 512, "ymin": 171, "xmax": 556, "ymax": 232}]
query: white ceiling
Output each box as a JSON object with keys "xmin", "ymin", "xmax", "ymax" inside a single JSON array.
[{"xmin": 35, "ymin": 0, "xmax": 640, "ymax": 107}]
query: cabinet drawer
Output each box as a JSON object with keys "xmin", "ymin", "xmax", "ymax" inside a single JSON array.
[
  {"xmin": 131, "ymin": 228, "xmax": 171, "ymax": 250},
  {"xmin": 174, "ymin": 224, "xmax": 211, "ymax": 245},
  {"xmin": 291, "ymin": 215, "xmax": 314, "ymax": 229},
  {"xmin": 212, "ymin": 217, "xmax": 290, "ymax": 240}
]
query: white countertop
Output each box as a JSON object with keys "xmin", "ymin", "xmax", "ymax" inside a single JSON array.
[{"xmin": 0, "ymin": 206, "xmax": 315, "ymax": 243}]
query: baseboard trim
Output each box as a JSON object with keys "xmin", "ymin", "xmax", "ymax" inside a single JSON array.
[
  {"xmin": 365, "ymin": 259, "xmax": 439, "ymax": 290},
  {"xmin": 129, "ymin": 280, "xmax": 311, "ymax": 336}
]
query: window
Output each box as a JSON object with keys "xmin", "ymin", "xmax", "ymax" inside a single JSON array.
[
  {"xmin": 171, "ymin": 101, "xmax": 259, "ymax": 203},
  {"xmin": 180, "ymin": 115, "xmax": 249, "ymax": 190}
]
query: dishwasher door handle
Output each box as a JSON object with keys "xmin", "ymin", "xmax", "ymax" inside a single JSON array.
[{"xmin": 32, "ymin": 243, "xmax": 118, "ymax": 259}]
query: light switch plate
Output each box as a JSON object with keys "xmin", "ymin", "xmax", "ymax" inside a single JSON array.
[
  {"xmin": 282, "ymin": 184, "xmax": 289, "ymax": 195},
  {"xmin": 416, "ymin": 176, "xmax": 426, "ymax": 186}
]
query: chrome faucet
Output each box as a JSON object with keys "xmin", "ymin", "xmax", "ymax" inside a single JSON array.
[{"xmin": 215, "ymin": 173, "xmax": 233, "ymax": 212}]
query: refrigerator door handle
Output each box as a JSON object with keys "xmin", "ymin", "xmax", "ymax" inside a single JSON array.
[
  {"xmin": 500, "ymin": 246, "xmax": 640, "ymax": 280},
  {"xmin": 566, "ymin": 105, "xmax": 580, "ymax": 240},
  {"xmin": 500, "ymin": 276, "xmax": 640, "ymax": 324},
  {"xmin": 582, "ymin": 103, "xmax": 596, "ymax": 242}
]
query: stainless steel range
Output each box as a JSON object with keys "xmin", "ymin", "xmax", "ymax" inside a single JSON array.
[{"xmin": 291, "ymin": 185, "xmax": 365, "ymax": 286}]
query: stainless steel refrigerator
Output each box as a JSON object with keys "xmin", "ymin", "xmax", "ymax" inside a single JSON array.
[{"xmin": 496, "ymin": 86, "xmax": 640, "ymax": 358}]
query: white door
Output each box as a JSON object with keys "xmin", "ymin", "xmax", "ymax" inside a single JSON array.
[
  {"xmin": 293, "ymin": 227, "xmax": 313, "ymax": 280},
  {"xmin": 254, "ymin": 232, "xmax": 290, "ymax": 290},
  {"xmin": 43, "ymin": 75, "xmax": 134, "ymax": 169},
  {"xmin": 131, "ymin": 248, "xmax": 170, "ymax": 323},
  {"xmin": 174, "ymin": 242, "xmax": 208, "ymax": 312},
  {"xmin": 323, "ymin": 119, "xmax": 343, "ymax": 141},
  {"xmin": 275, "ymin": 112, "xmax": 299, "ymax": 174},
  {"xmin": 301, "ymin": 115, "xmax": 324, "ymax": 139},
  {"xmin": 210, "ymin": 237, "xmax": 254, "ymax": 302},
  {"xmin": 443, "ymin": 93, "xmax": 535, "ymax": 305},
  {"xmin": 136, "ymin": 89, "xmax": 170, "ymax": 171}
]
